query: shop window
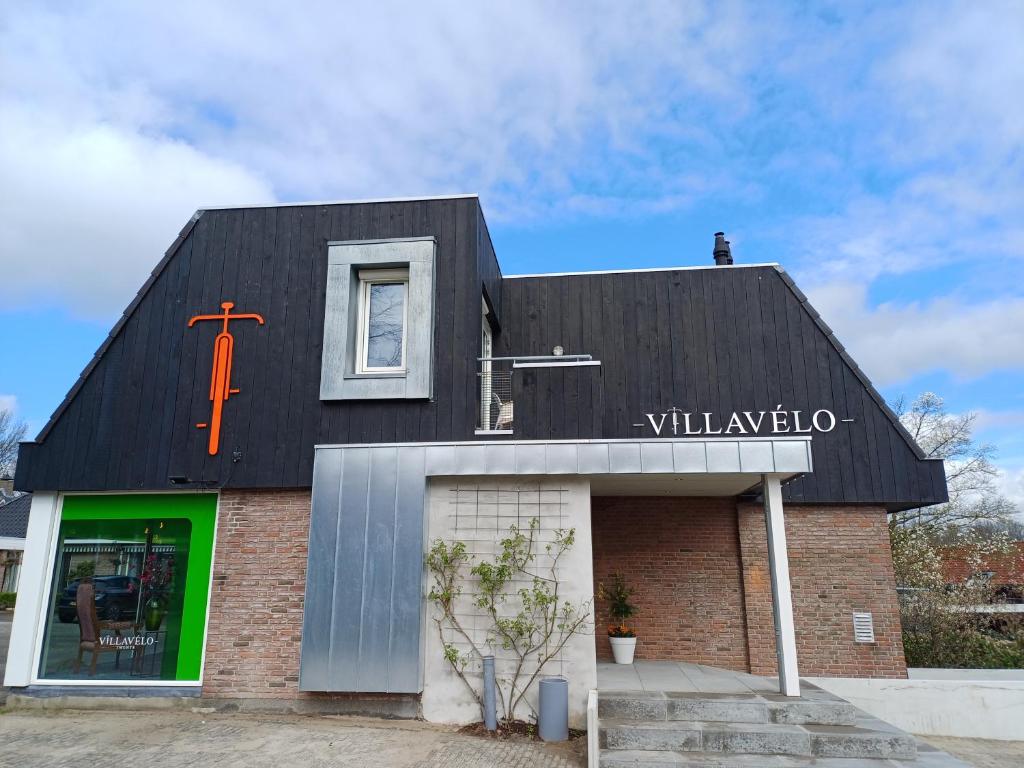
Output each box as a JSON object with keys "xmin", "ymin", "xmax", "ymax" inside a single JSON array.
[
  {"xmin": 37, "ymin": 494, "xmax": 216, "ymax": 683},
  {"xmin": 356, "ymin": 269, "xmax": 409, "ymax": 373},
  {"xmin": 320, "ymin": 237, "xmax": 435, "ymax": 400}
]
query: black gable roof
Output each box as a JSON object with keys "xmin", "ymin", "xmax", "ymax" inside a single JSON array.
[
  {"xmin": 0, "ymin": 493, "xmax": 31, "ymax": 539},
  {"xmin": 13, "ymin": 197, "xmax": 945, "ymax": 510}
]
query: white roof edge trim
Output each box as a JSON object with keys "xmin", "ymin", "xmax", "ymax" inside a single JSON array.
[
  {"xmin": 314, "ymin": 435, "xmax": 812, "ymax": 450},
  {"xmin": 198, "ymin": 193, "xmax": 479, "ymax": 211},
  {"xmin": 504, "ymin": 263, "xmax": 781, "ymax": 279}
]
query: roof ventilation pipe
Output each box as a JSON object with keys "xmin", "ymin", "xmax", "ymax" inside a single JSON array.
[{"xmin": 713, "ymin": 231, "xmax": 733, "ymax": 266}]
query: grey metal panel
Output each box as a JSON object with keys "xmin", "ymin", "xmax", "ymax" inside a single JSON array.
[
  {"xmin": 389, "ymin": 446, "xmax": 427, "ymax": 690},
  {"xmin": 454, "ymin": 444, "xmax": 486, "ymax": 475},
  {"xmin": 299, "ymin": 448, "xmax": 343, "ymax": 689},
  {"xmin": 484, "ymin": 444, "xmax": 515, "ymax": 474},
  {"xmin": 672, "ymin": 441, "xmax": 708, "ymax": 473},
  {"xmin": 320, "ymin": 238, "xmax": 436, "ymax": 400},
  {"xmin": 301, "ymin": 444, "xmax": 427, "ymax": 694},
  {"xmin": 609, "ymin": 443, "xmax": 642, "ymax": 473},
  {"xmin": 301, "ymin": 436, "xmax": 814, "ymax": 693},
  {"xmin": 514, "ymin": 444, "xmax": 546, "ymax": 474},
  {"xmin": 329, "ymin": 446, "xmax": 370, "ymax": 691},
  {"xmin": 706, "ymin": 441, "xmax": 742, "ymax": 473},
  {"xmin": 545, "ymin": 443, "xmax": 579, "ymax": 474},
  {"xmin": 739, "ymin": 441, "xmax": 775, "ymax": 473},
  {"xmin": 772, "ymin": 440, "xmax": 812, "ymax": 473},
  {"xmin": 357, "ymin": 447, "xmax": 400, "ymax": 690},
  {"xmin": 640, "ymin": 442, "xmax": 674, "ymax": 473},
  {"xmin": 577, "ymin": 443, "xmax": 610, "ymax": 474},
  {"xmin": 424, "ymin": 444, "xmax": 456, "ymax": 475}
]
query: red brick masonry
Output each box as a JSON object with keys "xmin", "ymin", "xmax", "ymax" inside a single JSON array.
[
  {"xmin": 203, "ymin": 489, "xmax": 311, "ymax": 698},
  {"xmin": 205, "ymin": 490, "xmax": 905, "ymax": 698},
  {"xmin": 592, "ymin": 497, "xmax": 906, "ymax": 678}
]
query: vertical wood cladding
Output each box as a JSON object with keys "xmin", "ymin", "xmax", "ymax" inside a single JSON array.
[
  {"xmin": 16, "ymin": 196, "xmax": 944, "ymax": 508},
  {"xmin": 503, "ymin": 270, "xmax": 945, "ymax": 507},
  {"xmin": 18, "ymin": 197, "xmax": 493, "ymax": 492}
]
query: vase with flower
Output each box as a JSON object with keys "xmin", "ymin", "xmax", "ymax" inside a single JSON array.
[{"xmin": 600, "ymin": 573, "xmax": 638, "ymax": 664}]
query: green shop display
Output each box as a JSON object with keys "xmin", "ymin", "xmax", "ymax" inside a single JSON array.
[{"xmin": 37, "ymin": 494, "xmax": 216, "ymax": 682}]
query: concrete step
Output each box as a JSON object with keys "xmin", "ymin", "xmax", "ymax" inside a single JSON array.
[
  {"xmin": 599, "ymin": 751, "xmax": 927, "ymax": 768},
  {"xmin": 600, "ymin": 720, "xmax": 917, "ymax": 760},
  {"xmin": 599, "ymin": 690, "xmax": 858, "ymax": 726}
]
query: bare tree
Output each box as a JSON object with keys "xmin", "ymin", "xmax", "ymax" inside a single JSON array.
[
  {"xmin": 893, "ymin": 392, "xmax": 1017, "ymax": 531},
  {"xmin": 0, "ymin": 407, "xmax": 27, "ymax": 478}
]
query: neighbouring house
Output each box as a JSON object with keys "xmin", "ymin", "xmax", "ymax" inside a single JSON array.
[
  {"xmin": 941, "ymin": 541, "xmax": 1024, "ymax": 607},
  {"xmin": 5, "ymin": 195, "xmax": 946, "ymax": 725},
  {"xmin": 0, "ymin": 491, "xmax": 30, "ymax": 594}
]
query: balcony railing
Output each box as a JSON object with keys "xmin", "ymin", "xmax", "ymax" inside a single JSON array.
[{"xmin": 476, "ymin": 355, "xmax": 595, "ymax": 433}]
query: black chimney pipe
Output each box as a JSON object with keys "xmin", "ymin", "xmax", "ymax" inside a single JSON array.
[{"xmin": 713, "ymin": 231, "xmax": 733, "ymax": 266}]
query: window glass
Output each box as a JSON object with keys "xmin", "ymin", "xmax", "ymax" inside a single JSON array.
[
  {"xmin": 38, "ymin": 495, "xmax": 215, "ymax": 682},
  {"xmin": 364, "ymin": 281, "xmax": 406, "ymax": 369}
]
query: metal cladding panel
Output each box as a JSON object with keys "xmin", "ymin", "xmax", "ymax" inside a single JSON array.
[
  {"xmin": 772, "ymin": 440, "xmax": 813, "ymax": 473},
  {"xmin": 300, "ymin": 445, "xmax": 426, "ymax": 693},
  {"xmin": 302, "ymin": 436, "xmax": 813, "ymax": 693},
  {"xmin": 706, "ymin": 442, "xmax": 742, "ymax": 473},
  {"xmin": 577, "ymin": 443, "xmax": 610, "ymax": 474},
  {"xmin": 640, "ymin": 442, "xmax": 674, "ymax": 473},
  {"xmin": 673, "ymin": 441, "xmax": 708, "ymax": 472},
  {"xmin": 299, "ymin": 452, "xmax": 343, "ymax": 687},
  {"xmin": 739, "ymin": 441, "xmax": 775, "ymax": 473}
]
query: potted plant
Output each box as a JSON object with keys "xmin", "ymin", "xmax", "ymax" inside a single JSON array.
[{"xmin": 600, "ymin": 573, "xmax": 638, "ymax": 664}]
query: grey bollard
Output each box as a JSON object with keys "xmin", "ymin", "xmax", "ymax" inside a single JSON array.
[
  {"xmin": 538, "ymin": 676, "xmax": 569, "ymax": 742},
  {"xmin": 483, "ymin": 655, "xmax": 497, "ymax": 731}
]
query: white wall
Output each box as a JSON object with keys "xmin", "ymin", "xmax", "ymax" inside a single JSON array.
[
  {"xmin": 421, "ymin": 476, "xmax": 596, "ymax": 728},
  {"xmin": 4, "ymin": 493, "xmax": 59, "ymax": 687},
  {"xmin": 809, "ymin": 673, "xmax": 1024, "ymax": 741}
]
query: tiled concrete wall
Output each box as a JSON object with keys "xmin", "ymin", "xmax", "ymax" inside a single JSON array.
[{"xmin": 421, "ymin": 477, "xmax": 597, "ymax": 727}]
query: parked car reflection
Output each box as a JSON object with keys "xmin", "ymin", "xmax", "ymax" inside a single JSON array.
[{"xmin": 57, "ymin": 576, "xmax": 140, "ymax": 623}]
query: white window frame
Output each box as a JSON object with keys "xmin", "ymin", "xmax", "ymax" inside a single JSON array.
[{"xmin": 355, "ymin": 268, "xmax": 409, "ymax": 374}]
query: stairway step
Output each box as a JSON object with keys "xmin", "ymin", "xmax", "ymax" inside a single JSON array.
[
  {"xmin": 665, "ymin": 693, "xmax": 769, "ymax": 724},
  {"xmin": 600, "ymin": 691, "xmax": 669, "ymax": 720},
  {"xmin": 600, "ymin": 690, "xmax": 857, "ymax": 726},
  {"xmin": 603, "ymin": 721, "xmax": 702, "ymax": 752},
  {"xmin": 700, "ymin": 722, "xmax": 812, "ymax": 756},
  {"xmin": 806, "ymin": 725, "xmax": 917, "ymax": 760},
  {"xmin": 599, "ymin": 751, "xmax": 922, "ymax": 768},
  {"xmin": 767, "ymin": 700, "xmax": 859, "ymax": 726},
  {"xmin": 601, "ymin": 720, "xmax": 918, "ymax": 760}
]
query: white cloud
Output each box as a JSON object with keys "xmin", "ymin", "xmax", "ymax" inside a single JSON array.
[
  {"xmin": 0, "ymin": 395, "xmax": 17, "ymax": 414},
  {"xmin": 806, "ymin": 282, "xmax": 1024, "ymax": 387},
  {"xmin": 0, "ymin": 105, "xmax": 274, "ymax": 318},
  {"xmin": 0, "ymin": 1, "xmax": 762, "ymax": 317}
]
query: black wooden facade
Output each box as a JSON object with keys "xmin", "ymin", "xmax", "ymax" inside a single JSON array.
[{"xmin": 15, "ymin": 196, "xmax": 945, "ymax": 509}]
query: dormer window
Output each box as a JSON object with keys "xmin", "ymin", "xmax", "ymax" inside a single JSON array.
[
  {"xmin": 319, "ymin": 238, "xmax": 434, "ymax": 400},
  {"xmin": 356, "ymin": 269, "xmax": 409, "ymax": 373}
]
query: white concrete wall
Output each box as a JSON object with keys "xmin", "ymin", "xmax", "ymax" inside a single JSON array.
[
  {"xmin": 4, "ymin": 493, "xmax": 59, "ymax": 687},
  {"xmin": 808, "ymin": 673, "xmax": 1024, "ymax": 741},
  {"xmin": 421, "ymin": 476, "xmax": 596, "ymax": 728}
]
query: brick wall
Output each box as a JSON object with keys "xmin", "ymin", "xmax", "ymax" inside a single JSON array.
[
  {"xmin": 591, "ymin": 497, "xmax": 751, "ymax": 670},
  {"xmin": 203, "ymin": 489, "xmax": 311, "ymax": 698},
  {"xmin": 738, "ymin": 503, "xmax": 907, "ymax": 679},
  {"xmin": 591, "ymin": 497, "xmax": 907, "ymax": 678}
]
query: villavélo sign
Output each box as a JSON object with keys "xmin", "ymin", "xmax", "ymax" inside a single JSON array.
[{"xmin": 635, "ymin": 406, "xmax": 851, "ymax": 437}]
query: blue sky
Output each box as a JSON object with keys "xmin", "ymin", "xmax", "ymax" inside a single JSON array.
[{"xmin": 1, "ymin": 1, "xmax": 1022, "ymax": 502}]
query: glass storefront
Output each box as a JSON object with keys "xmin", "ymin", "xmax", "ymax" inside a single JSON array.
[{"xmin": 38, "ymin": 494, "xmax": 216, "ymax": 682}]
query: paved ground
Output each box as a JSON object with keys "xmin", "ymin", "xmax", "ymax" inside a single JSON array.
[
  {"xmin": 0, "ymin": 709, "xmax": 585, "ymax": 768},
  {"xmin": 920, "ymin": 736, "xmax": 1024, "ymax": 768}
]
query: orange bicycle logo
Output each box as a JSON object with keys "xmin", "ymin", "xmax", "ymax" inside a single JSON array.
[{"xmin": 188, "ymin": 301, "xmax": 265, "ymax": 456}]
